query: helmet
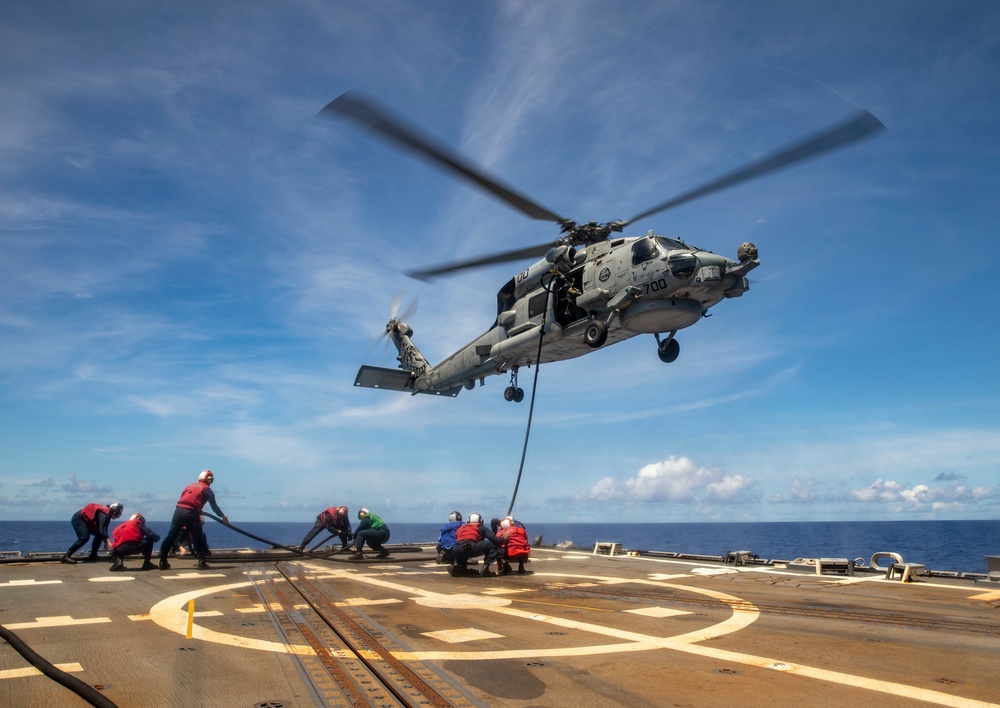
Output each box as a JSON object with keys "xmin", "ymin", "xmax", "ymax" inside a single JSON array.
[
  {"xmin": 468, "ymin": 513, "xmax": 481, "ymax": 524},
  {"xmin": 198, "ymin": 469, "xmax": 214, "ymax": 484},
  {"xmin": 357, "ymin": 508, "xmax": 369, "ymax": 519},
  {"xmin": 109, "ymin": 502, "xmax": 123, "ymax": 519},
  {"xmin": 337, "ymin": 506, "xmax": 348, "ymax": 516},
  {"xmin": 448, "ymin": 511, "xmax": 462, "ymax": 522},
  {"xmin": 130, "ymin": 513, "xmax": 145, "ymax": 525},
  {"xmin": 501, "ymin": 518, "xmax": 511, "ymax": 530}
]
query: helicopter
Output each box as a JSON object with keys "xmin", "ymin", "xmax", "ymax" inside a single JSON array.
[{"xmin": 321, "ymin": 92, "xmax": 884, "ymax": 402}]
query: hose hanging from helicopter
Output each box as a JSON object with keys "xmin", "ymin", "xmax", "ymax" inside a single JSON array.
[{"xmin": 505, "ymin": 269, "xmax": 566, "ymax": 516}]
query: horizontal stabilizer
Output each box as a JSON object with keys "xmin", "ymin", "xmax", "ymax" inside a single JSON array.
[{"xmin": 354, "ymin": 366, "xmax": 462, "ymax": 397}]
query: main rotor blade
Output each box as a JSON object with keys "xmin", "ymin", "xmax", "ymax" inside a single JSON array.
[
  {"xmin": 407, "ymin": 242, "xmax": 553, "ymax": 281},
  {"xmin": 320, "ymin": 91, "xmax": 569, "ymax": 224},
  {"xmin": 622, "ymin": 109, "xmax": 885, "ymax": 227}
]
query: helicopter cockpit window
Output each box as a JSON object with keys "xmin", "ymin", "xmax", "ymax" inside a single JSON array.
[
  {"xmin": 631, "ymin": 237, "xmax": 660, "ymax": 266},
  {"xmin": 528, "ymin": 291, "xmax": 548, "ymax": 318},
  {"xmin": 668, "ymin": 252, "xmax": 698, "ymax": 280}
]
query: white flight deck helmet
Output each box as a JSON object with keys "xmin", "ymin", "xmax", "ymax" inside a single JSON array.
[
  {"xmin": 130, "ymin": 513, "xmax": 145, "ymax": 525},
  {"xmin": 108, "ymin": 502, "xmax": 124, "ymax": 519},
  {"xmin": 198, "ymin": 469, "xmax": 214, "ymax": 484},
  {"xmin": 358, "ymin": 508, "xmax": 369, "ymax": 519},
  {"xmin": 501, "ymin": 518, "xmax": 512, "ymax": 529},
  {"xmin": 468, "ymin": 513, "xmax": 482, "ymax": 524},
  {"xmin": 448, "ymin": 511, "xmax": 462, "ymax": 522}
]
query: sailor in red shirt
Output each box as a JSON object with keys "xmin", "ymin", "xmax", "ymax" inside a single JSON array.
[
  {"xmin": 158, "ymin": 470, "xmax": 229, "ymax": 570},
  {"xmin": 61, "ymin": 502, "xmax": 123, "ymax": 563},
  {"xmin": 110, "ymin": 514, "xmax": 161, "ymax": 571},
  {"xmin": 496, "ymin": 516, "xmax": 531, "ymax": 574},
  {"xmin": 298, "ymin": 506, "xmax": 353, "ymax": 553}
]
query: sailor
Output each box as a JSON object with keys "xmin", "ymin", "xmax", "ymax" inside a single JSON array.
[
  {"xmin": 450, "ymin": 513, "xmax": 500, "ymax": 577},
  {"xmin": 158, "ymin": 470, "xmax": 229, "ymax": 570},
  {"xmin": 61, "ymin": 501, "xmax": 123, "ymax": 563},
  {"xmin": 496, "ymin": 516, "xmax": 531, "ymax": 574},
  {"xmin": 110, "ymin": 513, "xmax": 161, "ymax": 571},
  {"xmin": 298, "ymin": 506, "xmax": 353, "ymax": 553},
  {"xmin": 436, "ymin": 511, "xmax": 463, "ymax": 564},
  {"xmin": 351, "ymin": 508, "xmax": 390, "ymax": 560}
]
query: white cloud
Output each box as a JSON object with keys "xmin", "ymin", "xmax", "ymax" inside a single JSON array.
[{"xmin": 589, "ymin": 455, "xmax": 758, "ymax": 505}]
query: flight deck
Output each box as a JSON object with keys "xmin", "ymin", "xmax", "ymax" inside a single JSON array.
[{"xmin": 2, "ymin": 546, "xmax": 998, "ymax": 707}]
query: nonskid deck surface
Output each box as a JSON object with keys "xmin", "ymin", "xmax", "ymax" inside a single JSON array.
[{"xmin": 2, "ymin": 548, "xmax": 998, "ymax": 707}]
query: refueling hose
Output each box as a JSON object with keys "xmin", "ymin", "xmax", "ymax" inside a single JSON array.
[
  {"xmin": 505, "ymin": 274, "xmax": 553, "ymax": 517},
  {"xmin": 201, "ymin": 513, "xmax": 349, "ymax": 559},
  {"xmin": 0, "ymin": 624, "xmax": 118, "ymax": 708}
]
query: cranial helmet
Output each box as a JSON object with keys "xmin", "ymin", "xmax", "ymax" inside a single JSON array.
[
  {"xmin": 338, "ymin": 506, "xmax": 348, "ymax": 516},
  {"xmin": 468, "ymin": 513, "xmax": 482, "ymax": 524},
  {"xmin": 501, "ymin": 518, "xmax": 511, "ymax": 529},
  {"xmin": 448, "ymin": 511, "xmax": 462, "ymax": 522},
  {"xmin": 358, "ymin": 508, "xmax": 369, "ymax": 519},
  {"xmin": 109, "ymin": 502, "xmax": 124, "ymax": 519},
  {"xmin": 198, "ymin": 469, "xmax": 214, "ymax": 484},
  {"xmin": 130, "ymin": 513, "xmax": 145, "ymax": 525}
]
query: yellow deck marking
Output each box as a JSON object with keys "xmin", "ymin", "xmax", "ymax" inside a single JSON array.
[
  {"xmin": 4, "ymin": 615, "xmax": 112, "ymax": 630},
  {"xmin": 1, "ymin": 579, "xmax": 61, "ymax": 587},
  {"xmin": 422, "ymin": 628, "xmax": 504, "ymax": 644},
  {"xmin": 0, "ymin": 663, "xmax": 83, "ymax": 680},
  {"xmin": 626, "ymin": 607, "xmax": 690, "ymax": 618}
]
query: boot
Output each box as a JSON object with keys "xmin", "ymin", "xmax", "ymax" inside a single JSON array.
[
  {"xmin": 501, "ymin": 561, "xmax": 512, "ymax": 575},
  {"xmin": 518, "ymin": 562, "xmax": 526, "ymax": 574},
  {"xmin": 140, "ymin": 561, "xmax": 157, "ymax": 571},
  {"xmin": 60, "ymin": 555, "xmax": 77, "ymax": 564},
  {"xmin": 109, "ymin": 556, "xmax": 126, "ymax": 572},
  {"xmin": 158, "ymin": 559, "xmax": 171, "ymax": 570},
  {"xmin": 479, "ymin": 564, "xmax": 495, "ymax": 578},
  {"xmin": 349, "ymin": 551, "xmax": 364, "ymax": 560},
  {"xmin": 197, "ymin": 557, "xmax": 210, "ymax": 570},
  {"xmin": 83, "ymin": 554, "xmax": 100, "ymax": 563},
  {"xmin": 377, "ymin": 549, "xmax": 390, "ymax": 559}
]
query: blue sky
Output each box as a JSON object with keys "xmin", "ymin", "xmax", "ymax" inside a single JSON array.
[{"xmin": 2, "ymin": 2, "xmax": 998, "ymax": 524}]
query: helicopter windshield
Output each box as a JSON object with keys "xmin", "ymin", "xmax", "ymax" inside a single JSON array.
[
  {"xmin": 631, "ymin": 237, "xmax": 660, "ymax": 266},
  {"xmin": 655, "ymin": 236, "xmax": 688, "ymax": 251}
]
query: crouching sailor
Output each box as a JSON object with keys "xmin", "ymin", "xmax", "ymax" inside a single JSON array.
[
  {"xmin": 436, "ymin": 511, "xmax": 463, "ymax": 564},
  {"xmin": 497, "ymin": 516, "xmax": 530, "ymax": 574},
  {"xmin": 351, "ymin": 508, "xmax": 390, "ymax": 560},
  {"xmin": 110, "ymin": 514, "xmax": 161, "ymax": 571},
  {"xmin": 450, "ymin": 513, "xmax": 500, "ymax": 577}
]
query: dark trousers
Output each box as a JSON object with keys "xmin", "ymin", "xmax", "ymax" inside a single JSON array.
[
  {"xmin": 66, "ymin": 512, "xmax": 102, "ymax": 557},
  {"xmin": 354, "ymin": 527, "xmax": 390, "ymax": 552},
  {"xmin": 451, "ymin": 539, "xmax": 498, "ymax": 569},
  {"xmin": 300, "ymin": 518, "xmax": 350, "ymax": 548},
  {"xmin": 114, "ymin": 539, "xmax": 154, "ymax": 563},
  {"xmin": 160, "ymin": 507, "xmax": 207, "ymax": 560}
]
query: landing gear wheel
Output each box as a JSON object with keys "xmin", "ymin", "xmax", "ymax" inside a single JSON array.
[
  {"xmin": 657, "ymin": 337, "xmax": 680, "ymax": 363},
  {"xmin": 583, "ymin": 320, "xmax": 608, "ymax": 348},
  {"xmin": 514, "ymin": 388, "xmax": 525, "ymax": 403},
  {"xmin": 504, "ymin": 386, "xmax": 517, "ymax": 401}
]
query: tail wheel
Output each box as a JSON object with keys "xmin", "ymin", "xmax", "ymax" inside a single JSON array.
[
  {"xmin": 584, "ymin": 320, "xmax": 608, "ymax": 348},
  {"xmin": 657, "ymin": 338, "xmax": 680, "ymax": 363}
]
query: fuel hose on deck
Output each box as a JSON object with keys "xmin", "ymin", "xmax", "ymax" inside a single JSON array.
[
  {"xmin": 201, "ymin": 512, "xmax": 348, "ymax": 559},
  {"xmin": 0, "ymin": 624, "xmax": 118, "ymax": 708}
]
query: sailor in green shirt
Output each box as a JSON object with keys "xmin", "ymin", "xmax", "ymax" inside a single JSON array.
[{"xmin": 351, "ymin": 508, "xmax": 391, "ymax": 559}]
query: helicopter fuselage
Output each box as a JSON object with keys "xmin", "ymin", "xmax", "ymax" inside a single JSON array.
[{"xmin": 355, "ymin": 232, "xmax": 759, "ymax": 398}]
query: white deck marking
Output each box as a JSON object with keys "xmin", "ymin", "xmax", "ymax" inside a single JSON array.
[
  {"xmin": 969, "ymin": 590, "xmax": 1000, "ymax": 601},
  {"xmin": 162, "ymin": 572, "xmax": 226, "ymax": 580},
  {"xmin": 626, "ymin": 607, "xmax": 690, "ymax": 618},
  {"xmin": 422, "ymin": 628, "xmax": 504, "ymax": 644},
  {"xmin": 337, "ymin": 597, "xmax": 403, "ymax": 606},
  {"xmin": 90, "ymin": 576, "xmax": 133, "ymax": 582},
  {"xmin": 4, "ymin": 615, "xmax": 112, "ymax": 630},
  {"xmin": 0, "ymin": 663, "xmax": 83, "ymax": 680},
  {"xmin": 1, "ymin": 579, "xmax": 62, "ymax": 587}
]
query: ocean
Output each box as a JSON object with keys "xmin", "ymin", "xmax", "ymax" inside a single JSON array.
[{"xmin": 2, "ymin": 519, "xmax": 997, "ymax": 575}]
